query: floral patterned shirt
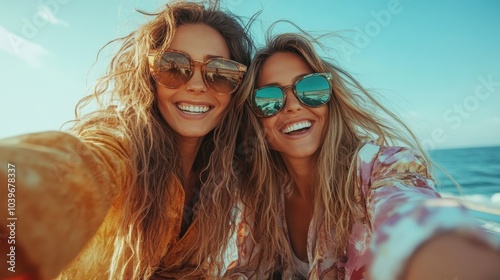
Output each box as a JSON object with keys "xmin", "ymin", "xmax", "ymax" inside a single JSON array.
[{"xmin": 225, "ymin": 143, "xmax": 499, "ymax": 279}]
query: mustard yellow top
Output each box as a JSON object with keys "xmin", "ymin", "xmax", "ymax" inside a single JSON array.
[{"xmin": 0, "ymin": 127, "xmax": 204, "ymax": 279}]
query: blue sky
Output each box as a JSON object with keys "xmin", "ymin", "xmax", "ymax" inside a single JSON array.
[{"xmin": 1, "ymin": 0, "xmax": 499, "ymax": 149}]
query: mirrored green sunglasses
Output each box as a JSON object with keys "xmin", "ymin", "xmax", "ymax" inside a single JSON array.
[{"xmin": 251, "ymin": 73, "xmax": 333, "ymax": 117}]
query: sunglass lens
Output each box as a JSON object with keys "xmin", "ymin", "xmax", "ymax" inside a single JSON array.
[
  {"xmin": 156, "ymin": 52, "xmax": 191, "ymax": 87},
  {"xmin": 295, "ymin": 75, "xmax": 331, "ymax": 107},
  {"xmin": 254, "ymin": 87, "xmax": 284, "ymax": 116},
  {"xmin": 205, "ymin": 60, "xmax": 244, "ymax": 94}
]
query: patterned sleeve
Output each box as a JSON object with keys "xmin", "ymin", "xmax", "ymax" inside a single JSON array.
[
  {"xmin": 357, "ymin": 143, "xmax": 499, "ymax": 280},
  {"xmin": 0, "ymin": 128, "xmax": 132, "ymax": 280}
]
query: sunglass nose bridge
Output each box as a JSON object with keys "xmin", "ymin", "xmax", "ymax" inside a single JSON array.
[
  {"xmin": 282, "ymin": 84, "xmax": 294, "ymax": 94},
  {"xmin": 189, "ymin": 59, "xmax": 205, "ymax": 81},
  {"xmin": 191, "ymin": 59, "xmax": 205, "ymax": 68}
]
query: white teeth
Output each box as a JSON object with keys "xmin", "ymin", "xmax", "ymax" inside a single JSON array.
[
  {"xmin": 282, "ymin": 121, "xmax": 312, "ymax": 134},
  {"xmin": 177, "ymin": 104, "xmax": 210, "ymax": 114}
]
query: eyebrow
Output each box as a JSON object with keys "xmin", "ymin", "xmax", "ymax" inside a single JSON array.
[
  {"xmin": 259, "ymin": 73, "xmax": 314, "ymax": 88},
  {"xmin": 205, "ymin": 54, "xmax": 225, "ymax": 60},
  {"xmin": 259, "ymin": 82, "xmax": 283, "ymax": 88},
  {"xmin": 167, "ymin": 48, "xmax": 227, "ymax": 60}
]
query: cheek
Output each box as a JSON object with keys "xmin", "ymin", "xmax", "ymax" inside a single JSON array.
[
  {"xmin": 155, "ymin": 88, "xmax": 173, "ymax": 111},
  {"xmin": 260, "ymin": 118, "xmax": 278, "ymax": 147},
  {"xmin": 260, "ymin": 118, "xmax": 275, "ymax": 137},
  {"xmin": 156, "ymin": 87, "xmax": 175, "ymax": 104},
  {"xmin": 315, "ymin": 105, "xmax": 329, "ymax": 119},
  {"xmin": 316, "ymin": 106, "xmax": 329, "ymax": 138},
  {"xmin": 216, "ymin": 95, "xmax": 232, "ymax": 111}
]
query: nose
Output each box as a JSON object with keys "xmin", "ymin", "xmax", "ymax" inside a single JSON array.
[
  {"xmin": 185, "ymin": 64, "xmax": 207, "ymax": 93},
  {"xmin": 283, "ymin": 89, "xmax": 302, "ymax": 113}
]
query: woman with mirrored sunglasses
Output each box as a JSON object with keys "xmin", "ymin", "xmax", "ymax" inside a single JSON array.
[
  {"xmin": 0, "ymin": 1, "xmax": 254, "ymax": 279},
  {"xmin": 225, "ymin": 32, "xmax": 500, "ymax": 279}
]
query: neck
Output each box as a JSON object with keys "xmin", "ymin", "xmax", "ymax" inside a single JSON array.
[
  {"xmin": 178, "ymin": 135, "xmax": 203, "ymax": 181},
  {"xmin": 282, "ymin": 156, "xmax": 315, "ymax": 200}
]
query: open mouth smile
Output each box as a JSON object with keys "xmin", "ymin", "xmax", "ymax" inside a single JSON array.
[
  {"xmin": 282, "ymin": 120, "xmax": 312, "ymax": 134},
  {"xmin": 176, "ymin": 103, "xmax": 211, "ymax": 115}
]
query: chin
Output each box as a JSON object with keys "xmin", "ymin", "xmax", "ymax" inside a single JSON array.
[
  {"xmin": 181, "ymin": 131, "xmax": 211, "ymax": 138},
  {"xmin": 284, "ymin": 149, "xmax": 320, "ymax": 159}
]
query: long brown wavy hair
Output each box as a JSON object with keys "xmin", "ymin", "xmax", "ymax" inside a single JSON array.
[
  {"xmin": 237, "ymin": 30, "xmax": 431, "ymax": 276},
  {"xmin": 71, "ymin": 1, "xmax": 253, "ymax": 279}
]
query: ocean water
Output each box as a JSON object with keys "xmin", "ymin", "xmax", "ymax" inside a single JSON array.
[{"xmin": 429, "ymin": 146, "xmax": 500, "ymax": 233}]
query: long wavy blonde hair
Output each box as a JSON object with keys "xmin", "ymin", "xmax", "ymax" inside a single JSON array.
[
  {"xmin": 71, "ymin": 1, "xmax": 253, "ymax": 279},
  {"xmin": 237, "ymin": 31, "xmax": 430, "ymax": 276}
]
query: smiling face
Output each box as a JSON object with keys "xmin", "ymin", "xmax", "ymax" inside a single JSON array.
[
  {"xmin": 156, "ymin": 23, "xmax": 231, "ymax": 142},
  {"xmin": 257, "ymin": 52, "xmax": 328, "ymax": 161}
]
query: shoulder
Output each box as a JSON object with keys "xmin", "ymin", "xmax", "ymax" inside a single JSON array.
[
  {"xmin": 358, "ymin": 141, "xmax": 427, "ymax": 171},
  {"xmin": 70, "ymin": 112, "xmax": 132, "ymax": 149},
  {"xmin": 357, "ymin": 141, "xmax": 431, "ymax": 187},
  {"xmin": 72, "ymin": 111, "xmax": 127, "ymax": 138}
]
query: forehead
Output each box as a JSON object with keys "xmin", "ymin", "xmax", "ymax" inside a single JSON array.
[
  {"xmin": 257, "ymin": 52, "xmax": 313, "ymax": 87},
  {"xmin": 169, "ymin": 23, "xmax": 230, "ymax": 59}
]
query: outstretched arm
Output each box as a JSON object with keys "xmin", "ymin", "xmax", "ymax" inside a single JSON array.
[
  {"xmin": 404, "ymin": 231, "xmax": 500, "ymax": 280},
  {"xmin": 357, "ymin": 144, "xmax": 500, "ymax": 280},
  {"xmin": 0, "ymin": 129, "xmax": 132, "ymax": 279}
]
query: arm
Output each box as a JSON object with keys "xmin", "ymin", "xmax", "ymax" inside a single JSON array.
[
  {"xmin": 356, "ymin": 144, "xmax": 500, "ymax": 280},
  {"xmin": 0, "ymin": 129, "xmax": 132, "ymax": 279},
  {"xmin": 404, "ymin": 232, "xmax": 500, "ymax": 280}
]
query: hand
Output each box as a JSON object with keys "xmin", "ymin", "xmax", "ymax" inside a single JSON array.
[{"xmin": 404, "ymin": 233, "xmax": 500, "ymax": 280}]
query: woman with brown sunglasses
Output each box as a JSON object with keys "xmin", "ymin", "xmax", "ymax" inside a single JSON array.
[
  {"xmin": 225, "ymin": 31, "xmax": 500, "ymax": 279},
  {"xmin": 0, "ymin": 1, "xmax": 253, "ymax": 279}
]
